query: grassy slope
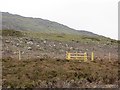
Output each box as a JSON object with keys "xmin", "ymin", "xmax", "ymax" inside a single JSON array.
[
  {"xmin": 1, "ymin": 29, "xmax": 118, "ymax": 46},
  {"xmin": 2, "ymin": 12, "xmax": 115, "ymax": 38},
  {"xmin": 23, "ymin": 30, "xmax": 117, "ymax": 45},
  {"xmin": 2, "ymin": 12, "xmax": 84, "ymax": 35}
]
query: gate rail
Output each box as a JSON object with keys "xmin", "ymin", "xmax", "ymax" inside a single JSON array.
[{"xmin": 66, "ymin": 52, "xmax": 94, "ymax": 62}]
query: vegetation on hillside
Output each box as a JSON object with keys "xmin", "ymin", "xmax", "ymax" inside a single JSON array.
[
  {"xmin": 2, "ymin": 29, "xmax": 23, "ymax": 37},
  {"xmin": 2, "ymin": 58, "xmax": 118, "ymax": 88},
  {"xmin": 2, "ymin": 12, "xmax": 99, "ymax": 37}
]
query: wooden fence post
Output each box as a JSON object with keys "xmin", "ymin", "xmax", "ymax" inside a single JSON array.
[
  {"xmin": 84, "ymin": 52, "xmax": 87, "ymax": 62},
  {"xmin": 76, "ymin": 52, "xmax": 78, "ymax": 59},
  {"xmin": 66, "ymin": 51, "xmax": 68, "ymax": 60},
  {"xmin": 109, "ymin": 52, "xmax": 111, "ymax": 61},
  {"xmin": 19, "ymin": 50, "xmax": 21, "ymax": 60},
  {"xmin": 91, "ymin": 52, "xmax": 94, "ymax": 61}
]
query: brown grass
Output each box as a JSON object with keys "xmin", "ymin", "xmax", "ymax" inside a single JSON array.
[{"xmin": 2, "ymin": 57, "xmax": 118, "ymax": 88}]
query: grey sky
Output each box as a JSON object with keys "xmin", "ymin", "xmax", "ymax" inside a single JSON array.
[{"xmin": 0, "ymin": 0, "xmax": 119, "ymax": 39}]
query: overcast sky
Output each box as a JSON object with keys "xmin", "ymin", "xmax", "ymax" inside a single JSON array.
[{"xmin": 0, "ymin": 0, "xmax": 119, "ymax": 39}]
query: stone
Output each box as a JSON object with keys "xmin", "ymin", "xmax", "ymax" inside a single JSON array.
[
  {"xmin": 21, "ymin": 51, "xmax": 24, "ymax": 54},
  {"xmin": 43, "ymin": 41, "xmax": 46, "ymax": 44},
  {"xmin": 27, "ymin": 41, "xmax": 33, "ymax": 45},
  {"xmin": 53, "ymin": 44, "xmax": 56, "ymax": 47},
  {"xmin": 16, "ymin": 43, "xmax": 19, "ymax": 46},
  {"xmin": 27, "ymin": 47, "xmax": 32, "ymax": 50},
  {"xmin": 5, "ymin": 40, "xmax": 10, "ymax": 43},
  {"xmin": 65, "ymin": 44, "xmax": 68, "ymax": 47},
  {"xmin": 13, "ymin": 52, "xmax": 17, "ymax": 54},
  {"xmin": 70, "ymin": 47, "xmax": 73, "ymax": 50},
  {"xmin": 36, "ymin": 45, "xmax": 40, "ymax": 47}
]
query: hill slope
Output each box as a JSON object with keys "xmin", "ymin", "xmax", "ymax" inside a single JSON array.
[
  {"xmin": 1, "ymin": 12, "xmax": 118, "ymax": 88},
  {"xmin": 2, "ymin": 12, "xmax": 98, "ymax": 37}
]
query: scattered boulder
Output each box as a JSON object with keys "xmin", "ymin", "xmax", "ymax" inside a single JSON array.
[
  {"xmin": 70, "ymin": 47, "xmax": 73, "ymax": 50},
  {"xmin": 16, "ymin": 43, "xmax": 19, "ymax": 46},
  {"xmin": 27, "ymin": 41, "xmax": 33, "ymax": 45},
  {"xmin": 27, "ymin": 47, "xmax": 32, "ymax": 50},
  {"xmin": 43, "ymin": 41, "xmax": 47, "ymax": 44},
  {"xmin": 5, "ymin": 40, "xmax": 10, "ymax": 43},
  {"xmin": 53, "ymin": 44, "xmax": 56, "ymax": 47},
  {"xmin": 36, "ymin": 45, "xmax": 40, "ymax": 47}
]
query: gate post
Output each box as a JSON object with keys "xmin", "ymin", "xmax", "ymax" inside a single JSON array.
[
  {"xmin": 66, "ymin": 52, "xmax": 71, "ymax": 60},
  {"xmin": 84, "ymin": 52, "xmax": 87, "ymax": 62},
  {"xmin": 91, "ymin": 52, "xmax": 94, "ymax": 61}
]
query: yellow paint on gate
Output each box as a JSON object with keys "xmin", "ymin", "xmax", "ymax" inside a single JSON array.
[
  {"xmin": 66, "ymin": 52, "xmax": 71, "ymax": 60},
  {"xmin": 66, "ymin": 52, "xmax": 94, "ymax": 62},
  {"xmin": 84, "ymin": 52, "xmax": 87, "ymax": 62}
]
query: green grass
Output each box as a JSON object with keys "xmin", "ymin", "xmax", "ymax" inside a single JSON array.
[
  {"xmin": 1, "ymin": 29, "xmax": 118, "ymax": 46},
  {"xmin": 2, "ymin": 29, "xmax": 23, "ymax": 37},
  {"xmin": 22, "ymin": 30, "xmax": 118, "ymax": 46}
]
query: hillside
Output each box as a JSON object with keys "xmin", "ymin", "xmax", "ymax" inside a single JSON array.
[
  {"xmin": 2, "ymin": 12, "xmax": 99, "ymax": 37},
  {"xmin": 1, "ymin": 12, "xmax": 119, "ymax": 88}
]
